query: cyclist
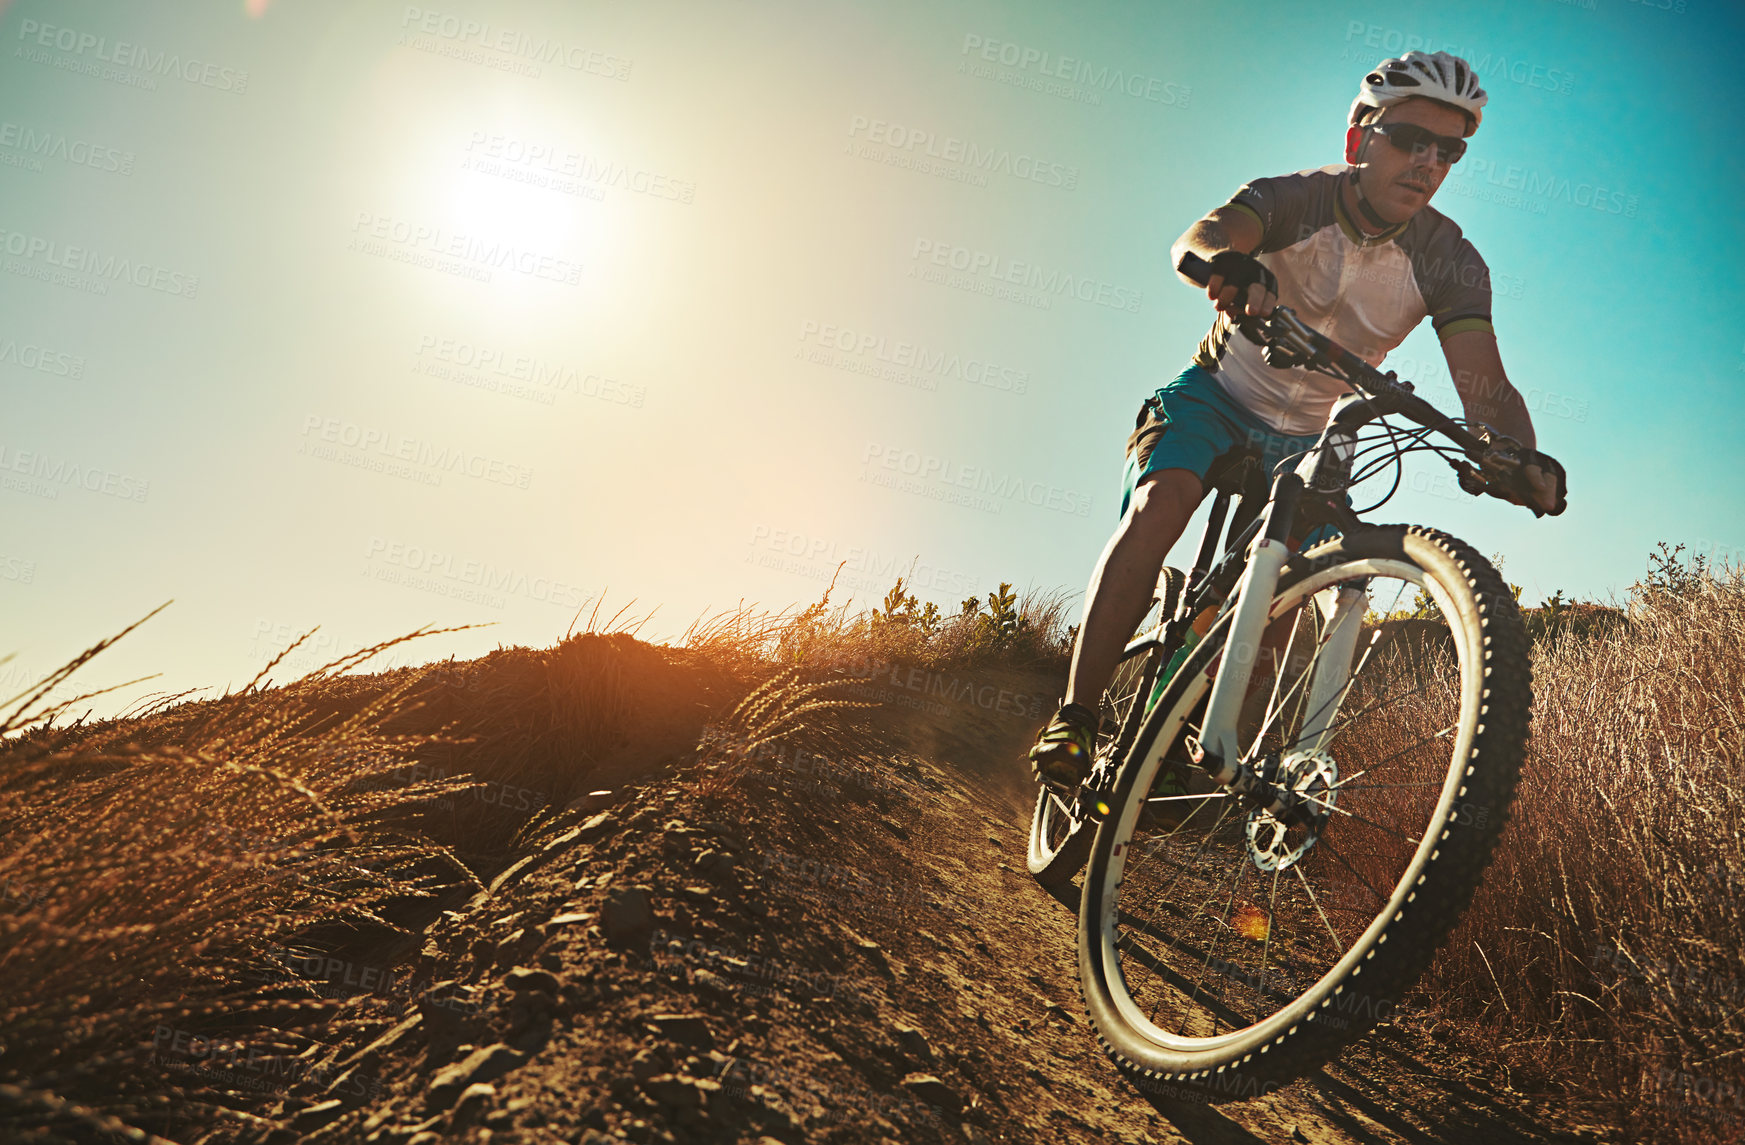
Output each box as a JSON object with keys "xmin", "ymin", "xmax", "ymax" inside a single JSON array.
[{"xmin": 1032, "ymin": 51, "xmax": 1567, "ymax": 791}]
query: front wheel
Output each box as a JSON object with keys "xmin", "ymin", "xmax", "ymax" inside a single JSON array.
[{"xmin": 1077, "ymin": 526, "xmax": 1530, "ymax": 1101}]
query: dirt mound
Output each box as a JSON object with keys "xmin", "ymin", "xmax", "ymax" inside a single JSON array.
[
  {"xmin": 190, "ymin": 647, "xmax": 1587, "ymax": 1145},
  {"xmin": 7, "ymin": 633, "xmax": 1596, "ymax": 1144}
]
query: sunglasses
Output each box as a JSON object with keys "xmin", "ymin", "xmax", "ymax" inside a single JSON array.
[{"xmin": 1368, "ymin": 121, "xmax": 1467, "ymax": 165}]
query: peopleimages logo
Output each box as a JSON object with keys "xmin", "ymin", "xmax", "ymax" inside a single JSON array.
[
  {"xmin": 399, "ymin": 6, "xmax": 631, "ymax": 79},
  {"xmin": 909, "ymin": 239, "xmax": 1141, "ymax": 313},
  {"xmin": 463, "ymin": 132, "xmax": 693, "ymax": 203},
  {"xmin": 745, "ymin": 525, "xmax": 982, "ymax": 598},
  {"xmin": 958, "ymin": 34, "xmax": 1191, "ymax": 108},
  {"xmin": 298, "ymin": 415, "xmax": 534, "ymax": 489},
  {"xmin": 349, "ymin": 212, "xmax": 582, "ymax": 286},
  {"xmin": 0, "ymin": 227, "xmax": 199, "ymax": 298},
  {"xmin": 365, "ymin": 537, "xmax": 587, "ymax": 610},
  {"xmin": 0, "ymin": 122, "xmax": 134, "ymax": 174},
  {"xmin": 414, "ymin": 335, "xmax": 645, "ymax": 407},
  {"xmin": 796, "ymin": 321, "xmax": 1028, "ymax": 394},
  {"xmin": 0, "ymin": 336, "xmax": 84, "ymax": 379},
  {"xmin": 14, "ymin": 19, "xmax": 250, "ymax": 92},
  {"xmin": 1451, "ymin": 159, "xmax": 1640, "ymax": 218},
  {"xmin": 862, "ymin": 443, "xmax": 1093, "ymax": 518},
  {"xmin": 1341, "ymin": 23, "xmax": 1574, "ymax": 95},
  {"xmin": 0, "ymin": 444, "xmax": 149, "ymax": 502},
  {"xmin": 846, "ymin": 115, "xmax": 1078, "ymax": 189}
]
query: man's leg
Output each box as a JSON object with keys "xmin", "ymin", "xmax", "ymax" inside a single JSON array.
[{"xmin": 1065, "ymin": 468, "xmax": 1203, "ymax": 711}]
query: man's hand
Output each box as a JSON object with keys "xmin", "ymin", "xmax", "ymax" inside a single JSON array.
[
  {"xmin": 1496, "ymin": 449, "xmax": 1566, "ymax": 517},
  {"xmin": 1202, "ymin": 250, "xmax": 1278, "ymax": 322},
  {"xmin": 1523, "ymin": 464, "xmax": 1560, "ymax": 515},
  {"xmin": 1472, "ymin": 433, "xmax": 1566, "ymax": 517}
]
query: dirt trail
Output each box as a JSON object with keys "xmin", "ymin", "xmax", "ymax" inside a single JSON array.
[{"xmin": 247, "ymin": 663, "xmax": 1591, "ymax": 1145}]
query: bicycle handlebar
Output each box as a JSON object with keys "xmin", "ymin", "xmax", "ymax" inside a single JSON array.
[{"xmin": 1176, "ymin": 250, "xmax": 1551, "ymax": 513}]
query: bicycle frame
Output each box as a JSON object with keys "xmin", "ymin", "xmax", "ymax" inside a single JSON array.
[
  {"xmin": 1108, "ymin": 362, "xmax": 1444, "ymax": 826},
  {"xmin": 1128, "ymin": 463, "xmax": 1365, "ymax": 828}
]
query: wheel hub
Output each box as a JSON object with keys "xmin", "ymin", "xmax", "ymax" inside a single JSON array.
[{"xmin": 1245, "ymin": 748, "xmax": 1338, "ymax": 871}]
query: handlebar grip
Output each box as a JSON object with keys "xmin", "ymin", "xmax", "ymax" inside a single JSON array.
[{"xmin": 1177, "ymin": 251, "xmax": 1214, "ymax": 287}]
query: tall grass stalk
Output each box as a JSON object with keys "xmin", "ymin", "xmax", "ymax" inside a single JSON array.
[
  {"xmin": 1417, "ymin": 552, "xmax": 1745, "ymax": 1141},
  {"xmin": 0, "ymin": 618, "xmax": 482, "ymax": 1141}
]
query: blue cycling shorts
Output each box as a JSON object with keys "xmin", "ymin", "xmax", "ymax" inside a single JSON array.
[{"xmin": 1119, "ymin": 363, "xmax": 1343, "ymax": 546}]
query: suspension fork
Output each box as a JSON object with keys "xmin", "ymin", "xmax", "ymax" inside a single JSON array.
[
  {"xmin": 1195, "ymin": 473, "xmax": 1302, "ymax": 768},
  {"xmin": 1300, "ymin": 583, "xmax": 1368, "ymax": 749}
]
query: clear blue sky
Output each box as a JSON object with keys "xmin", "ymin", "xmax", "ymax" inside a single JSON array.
[{"xmin": 3, "ymin": 0, "xmax": 1741, "ymax": 716}]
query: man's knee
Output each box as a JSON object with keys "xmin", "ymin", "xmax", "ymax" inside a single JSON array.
[{"xmin": 1130, "ymin": 468, "xmax": 1203, "ymax": 521}]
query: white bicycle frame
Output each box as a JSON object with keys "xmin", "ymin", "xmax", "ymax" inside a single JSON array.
[{"xmin": 1180, "ymin": 398, "xmax": 1371, "ymax": 806}]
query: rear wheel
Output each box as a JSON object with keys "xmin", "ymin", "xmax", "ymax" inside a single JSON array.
[
  {"xmin": 1029, "ymin": 569, "xmax": 1184, "ymax": 885},
  {"xmin": 1077, "ymin": 527, "xmax": 1529, "ymax": 1100}
]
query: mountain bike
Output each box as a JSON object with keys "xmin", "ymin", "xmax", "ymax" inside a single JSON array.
[{"xmin": 1033, "ymin": 251, "xmax": 1565, "ymax": 1101}]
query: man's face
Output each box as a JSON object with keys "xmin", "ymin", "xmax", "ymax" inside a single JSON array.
[{"xmin": 1345, "ymin": 98, "xmax": 1471, "ymax": 223}]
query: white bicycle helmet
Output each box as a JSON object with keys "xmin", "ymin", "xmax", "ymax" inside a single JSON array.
[{"xmin": 1349, "ymin": 51, "xmax": 1487, "ymax": 137}]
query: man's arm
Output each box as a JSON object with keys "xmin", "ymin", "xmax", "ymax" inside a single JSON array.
[
  {"xmin": 1442, "ymin": 329, "xmax": 1534, "ymax": 445},
  {"xmin": 1170, "ymin": 207, "xmax": 1275, "ymax": 319},
  {"xmin": 1172, "ymin": 206, "xmax": 1263, "ymax": 265},
  {"xmin": 1442, "ymin": 329, "xmax": 1560, "ymax": 512}
]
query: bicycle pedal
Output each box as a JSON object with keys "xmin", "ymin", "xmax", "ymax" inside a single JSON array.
[{"xmin": 1076, "ymin": 786, "xmax": 1115, "ymax": 823}]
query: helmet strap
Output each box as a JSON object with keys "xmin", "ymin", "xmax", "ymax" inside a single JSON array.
[{"xmin": 1345, "ymin": 166, "xmax": 1394, "ymax": 231}]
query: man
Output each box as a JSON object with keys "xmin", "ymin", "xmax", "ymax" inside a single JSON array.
[{"xmin": 1031, "ymin": 51, "xmax": 1566, "ymax": 789}]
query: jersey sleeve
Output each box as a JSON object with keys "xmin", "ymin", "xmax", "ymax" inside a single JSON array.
[
  {"xmin": 1224, "ymin": 172, "xmax": 1320, "ymax": 255},
  {"xmin": 1412, "ymin": 225, "xmax": 1494, "ymax": 340}
]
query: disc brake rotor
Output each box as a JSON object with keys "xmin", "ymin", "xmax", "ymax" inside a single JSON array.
[{"xmin": 1245, "ymin": 748, "xmax": 1338, "ymax": 871}]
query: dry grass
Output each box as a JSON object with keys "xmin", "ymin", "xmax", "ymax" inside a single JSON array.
[
  {"xmin": 0, "ymin": 574, "xmax": 1069, "ymax": 1142},
  {"xmin": 1411, "ymin": 549, "xmax": 1745, "ymax": 1142},
  {"xmin": 0, "ymin": 618, "xmax": 486, "ymax": 1142},
  {"xmin": 681, "ymin": 569, "xmax": 1075, "ymax": 680}
]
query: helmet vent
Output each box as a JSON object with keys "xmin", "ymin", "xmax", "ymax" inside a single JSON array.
[{"xmin": 1350, "ymin": 49, "xmax": 1488, "ymax": 135}]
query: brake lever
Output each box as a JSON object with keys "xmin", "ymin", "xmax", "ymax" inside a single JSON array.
[
  {"xmin": 1261, "ymin": 341, "xmax": 1315, "ymax": 370},
  {"xmin": 1235, "ymin": 308, "xmax": 1320, "ymax": 369},
  {"xmin": 1454, "ymin": 431, "xmax": 1546, "ymax": 518}
]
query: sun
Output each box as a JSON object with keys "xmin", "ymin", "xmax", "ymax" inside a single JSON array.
[{"xmin": 445, "ymin": 141, "xmax": 584, "ymax": 255}]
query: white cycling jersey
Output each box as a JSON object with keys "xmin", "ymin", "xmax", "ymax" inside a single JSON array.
[{"xmin": 1195, "ymin": 164, "xmax": 1494, "ymax": 436}]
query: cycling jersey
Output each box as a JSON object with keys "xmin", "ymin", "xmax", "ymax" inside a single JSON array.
[{"xmin": 1194, "ymin": 165, "xmax": 1493, "ymax": 436}]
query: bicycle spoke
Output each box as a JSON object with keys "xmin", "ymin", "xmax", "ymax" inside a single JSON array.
[
  {"xmin": 1301, "ymin": 626, "xmax": 1390, "ymax": 754},
  {"xmin": 1301, "ymin": 798, "xmax": 1423, "ymax": 846},
  {"xmin": 1124, "ymin": 786, "xmax": 1227, "ymax": 879},
  {"xmin": 1252, "ymin": 864, "xmax": 1283, "ymax": 1028},
  {"xmin": 1323, "ymin": 725, "xmax": 1454, "ymax": 782},
  {"xmin": 1314, "ymin": 836, "xmax": 1392, "ymax": 912},
  {"xmin": 1125, "ymin": 798, "xmax": 1235, "ymax": 912},
  {"xmin": 1251, "ymin": 633, "xmax": 1318, "ymax": 757},
  {"xmin": 1098, "ymin": 557, "xmax": 1496, "ymax": 1051},
  {"xmin": 1255, "ymin": 574, "xmax": 1405, "ymax": 764},
  {"xmin": 1179, "ymin": 854, "xmax": 1249, "ymax": 1037},
  {"xmin": 1333, "ymin": 781, "xmax": 1442, "ymax": 792},
  {"xmin": 1251, "ymin": 606, "xmax": 1308, "ymax": 755},
  {"xmin": 1293, "ymin": 864, "xmax": 1343, "ymax": 953},
  {"xmin": 1286, "ymin": 675, "xmax": 1429, "ymax": 758},
  {"xmin": 1154, "ymin": 844, "xmax": 1248, "ymax": 973},
  {"xmin": 1146, "ymin": 793, "xmax": 1231, "ymax": 803}
]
